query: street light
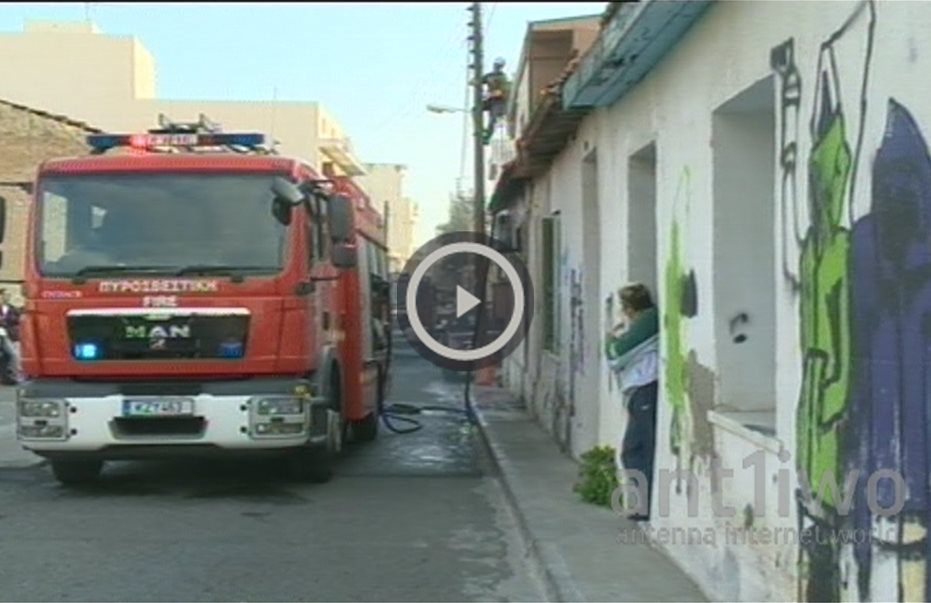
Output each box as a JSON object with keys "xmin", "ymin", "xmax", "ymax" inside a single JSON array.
[{"xmin": 426, "ymin": 104, "xmax": 468, "ymax": 114}]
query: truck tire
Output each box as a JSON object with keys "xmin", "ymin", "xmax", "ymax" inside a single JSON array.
[
  {"xmin": 351, "ymin": 369, "xmax": 382, "ymax": 443},
  {"xmin": 351, "ymin": 411, "xmax": 379, "ymax": 443},
  {"xmin": 290, "ymin": 382, "xmax": 342, "ymax": 484},
  {"xmin": 51, "ymin": 459, "xmax": 103, "ymax": 486},
  {"xmin": 289, "ymin": 444, "xmax": 334, "ymax": 484}
]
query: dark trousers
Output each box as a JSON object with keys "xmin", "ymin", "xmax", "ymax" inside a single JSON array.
[{"xmin": 621, "ymin": 380, "xmax": 658, "ymax": 516}]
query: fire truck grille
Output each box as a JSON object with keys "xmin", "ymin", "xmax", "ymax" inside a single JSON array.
[{"xmin": 67, "ymin": 314, "xmax": 250, "ymax": 361}]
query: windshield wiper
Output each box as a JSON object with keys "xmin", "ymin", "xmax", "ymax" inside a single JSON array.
[
  {"xmin": 174, "ymin": 265, "xmax": 279, "ymax": 279},
  {"xmin": 71, "ymin": 265, "xmax": 178, "ymax": 282}
]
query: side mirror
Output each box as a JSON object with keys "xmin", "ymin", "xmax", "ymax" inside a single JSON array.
[
  {"xmin": 0, "ymin": 195, "xmax": 6, "ymax": 245},
  {"xmin": 331, "ymin": 243, "xmax": 357, "ymax": 269},
  {"xmin": 328, "ymin": 195, "xmax": 354, "ymax": 242},
  {"xmin": 272, "ymin": 177, "xmax": 305, "ymax": 206},
  {"xmin": 271, "ymin": 197, "xmax": 293, "ymax": 226}
]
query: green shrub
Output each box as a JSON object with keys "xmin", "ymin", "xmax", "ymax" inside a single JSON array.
[{"xmin": 573, "ymin": 445, "xmax": 620, "ymax": 508}]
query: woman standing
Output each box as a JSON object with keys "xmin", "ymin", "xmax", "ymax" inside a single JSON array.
[{"xmin": 605, "ymin": 284, "xmax": 659, "ymax": 521}]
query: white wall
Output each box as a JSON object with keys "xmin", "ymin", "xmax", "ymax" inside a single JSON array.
[{"xmin": 502, "ymin": 0, "xmax": 931, "ymax": 599}]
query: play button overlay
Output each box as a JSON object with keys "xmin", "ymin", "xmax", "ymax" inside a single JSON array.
[
  {"xmin": 395, "ymin": 231, "xmax": 534, "ymax": 372},
  {"xmin": 456, "ymin": 286, "xmax": 480, "ymax": 318}
]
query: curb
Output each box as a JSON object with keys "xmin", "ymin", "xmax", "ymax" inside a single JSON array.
[{"xmin": 471, "ymin": 396, "xmax": 580, "ymax": 603}]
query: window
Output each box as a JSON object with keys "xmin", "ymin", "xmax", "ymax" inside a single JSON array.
[
  {"xmin": 39, "ymin": 191, "xmax": 70, "ymax": 263},
  {"xmin": 541, "ymin": 214, "xmax": 561, "ymax": 353},
  {"xmin": 36, "ymin": 173, "xmax": 289, "ymax": 277},
  {"xmin": 366, "ymin": 239, "xmax": 378, "ymax": 275},
  {"xmin": 628, "ymin": 142, "xmax": 658, "ymax": 293},
  {"xmin": 711, "ymin": 75, "xmax": 777, "ymax": 422}
]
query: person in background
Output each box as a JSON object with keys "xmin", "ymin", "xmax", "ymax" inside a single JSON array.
[
  {"xmin": 0, "ymin": 289, "xmax": 22, "ymax": 383},
  {"xmin": 605, "ymin": 283, "xmax": 659, "ymax": 521}
]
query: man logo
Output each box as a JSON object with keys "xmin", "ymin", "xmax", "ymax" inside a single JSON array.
[{"xmin": 124, "ymin": 324, "xmax": 192, "ymax": 339}]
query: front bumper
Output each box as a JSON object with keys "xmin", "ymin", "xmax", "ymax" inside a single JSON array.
[{"xmin": 15, "ymin": 377, "xmax": 332, "ymax": 460}]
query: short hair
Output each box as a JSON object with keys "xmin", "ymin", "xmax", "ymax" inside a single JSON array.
[{"xmin": 619, "ymin": 283, "xmax": 654, "ymax": 313}]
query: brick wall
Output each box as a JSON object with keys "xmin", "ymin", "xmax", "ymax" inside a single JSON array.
[{"xmin": 0, "ymin": 99, "xmax": 98, "ymax": 299}]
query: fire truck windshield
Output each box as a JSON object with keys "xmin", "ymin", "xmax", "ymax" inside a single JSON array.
[{"xmin": 35, "ymin": 172, "xmax": 290, "ymax": 278}]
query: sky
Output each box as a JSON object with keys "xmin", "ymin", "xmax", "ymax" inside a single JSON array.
[{"xmin": 0, "ymin": 1, "xmax": 606, "ymax": 248}]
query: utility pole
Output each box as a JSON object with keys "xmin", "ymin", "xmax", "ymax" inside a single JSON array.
[
  {"xmin": 468, "ymin": 2, "xmax": 485, "ymax": 236},
  {"xmin": 467, "ymin": 1, "xmax": 491, "ymax": 377}
]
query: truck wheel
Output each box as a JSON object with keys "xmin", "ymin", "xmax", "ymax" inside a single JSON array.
[
  {"xmin": 51, "ymin": 460, "xmax": 103, "ymax": 486},
  {"xmin": 290, "ymin": 408, "xmax": 340, "ymax": 484},
  {"xmin": 351, "ymin": 412, "xmax": 379, "ymax": 443},
  {"xmin": 351, "ymin": 370, "xmax": 382, "ymax": 443},
  {"xmin": 289, "ymin": 445, "xmax": 333, "ymax": 484}
]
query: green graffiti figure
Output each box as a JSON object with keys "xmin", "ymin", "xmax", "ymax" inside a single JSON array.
[
  {"xmin": 795, "ymin": 66, "xmax": 853, "ymax": 603},
  {"xmin": 664, "ymin": 219, "xmax": 688, "ymax": 458}
]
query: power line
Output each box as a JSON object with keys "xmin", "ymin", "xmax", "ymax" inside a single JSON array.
[
  {"xmin": 369, "ymin": 10, "xmax": 472, "ymax": 138},
  {"xmin": 484, "ymin": 2, "xmax": 498, "ymax": 37}
]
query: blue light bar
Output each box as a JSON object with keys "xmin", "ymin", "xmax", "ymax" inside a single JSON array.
[
  {"xmin": 198, "ymin": 133, "xmax": 266, "ymax": 147},
  {"xmin": 87, "ymin": 134, "xmax": 132, "ymax": 151},
  {"xmin": 86, "ymin": 132, "xmax": 266, "ymax": 152}
]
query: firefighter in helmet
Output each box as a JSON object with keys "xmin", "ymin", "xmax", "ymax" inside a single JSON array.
[{"xmin": 482, "ymin": 57, "xmax": 510, "ymax": 144}]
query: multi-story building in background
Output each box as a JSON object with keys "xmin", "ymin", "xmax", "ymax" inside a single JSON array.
[
  {"xmin": 358, "ymin": 163, "xmax": 419, "ymax": 273},
  {"xmin": 0, "ymin": 99, "xmax": 101, "ymax": 301},
  {"xmin": 0, "ymin": 20, "xmax": 367, "ymax": 178}
]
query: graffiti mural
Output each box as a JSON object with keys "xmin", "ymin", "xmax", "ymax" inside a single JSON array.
[
  {"xmin": 784, "ymin": 4, "xmax": 872, "ymax": 601},
  {"xmin": 793, "ymin": 25, "xmax": 860, "ymax": 603},
  {"xmin": 662, "ymin": 167, "xmax": 712, "ymax": 496},
  {"xmin": 848, "ymin": 98, "xmax": 931, "ymax": 603},
  {"xmin": 771, "ymin": 37, "xmax": 804, "ymax": 292},
  {"xmin": 770, "ymin": 1, "xmax": 931, "ymax": 600},
  {"xmin": 665, "ymin": 205, "xmax": 689, "ymax": 461},
  {"xmin": 569, "ymin": 268, "xmax": 585, "ymax": 378}
]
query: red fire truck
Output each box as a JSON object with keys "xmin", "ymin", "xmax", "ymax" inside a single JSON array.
[{"xmin": 11, "ymin": 118, "xmax": 391, "ymax": 485}]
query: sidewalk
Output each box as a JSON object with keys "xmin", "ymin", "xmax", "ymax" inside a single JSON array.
[{"xmin": 472, "ymin": 384, "xmax": 708, "ymax": 602}]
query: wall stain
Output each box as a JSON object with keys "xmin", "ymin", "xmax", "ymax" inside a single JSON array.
[{"xmin": 686, "ymin": 350, "xmax": 716, "ymax": 468}]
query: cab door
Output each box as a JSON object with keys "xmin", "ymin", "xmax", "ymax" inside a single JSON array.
[
  {"xmin": 296, "ymin": 168, "xmax": 333, "ymax": 374},
  {"xmin": 356, "ymin": 237, "xmax": 379, "ymax": 412}
]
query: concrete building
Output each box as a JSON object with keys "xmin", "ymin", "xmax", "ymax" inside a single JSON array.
[
  {"xmin": 488, "ymin": 12, "xmax": 603, "ymax": 457},
  {"xmin": 0, "ymin": 20, "xmax": 366, "ymax": 177},
  {"xmin": 358, "ymin": 163, "xmax": 420, "ymax": 272},
  {"xmin": 490, "ymin": 0, "xmax": 931, "ymax": 600},
  {"xmin": 393, "ymin": 197, "xmax": 419, "ymax": 271},
  {"xmin": 0, "ymin": 98, "xmax": 102, "ymax": 299}
]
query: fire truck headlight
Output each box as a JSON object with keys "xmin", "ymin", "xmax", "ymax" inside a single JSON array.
[
  {"xmin": 19, "ymin": 399, "xmax": 65, "ymax": 418},
  {"xmin": 17, "ymin": 399, "xmax": 68, "ymax": 441},
  {"xmin": 19, "ymin": 425, "xmax": 66, "ymax": 439},
  {"xmin": 255, "ymin": 397, "xmax": 304, "ymax": 416}
]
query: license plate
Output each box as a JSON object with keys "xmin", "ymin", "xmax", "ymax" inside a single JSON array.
[{"xmin": 122, "ymin": 399, "xmax": 194, "ymax": 418}]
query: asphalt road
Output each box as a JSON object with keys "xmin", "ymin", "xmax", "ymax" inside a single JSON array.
[{"xmin": 0, "ymin": 339, "xmax": 544, "ymax": 602}]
